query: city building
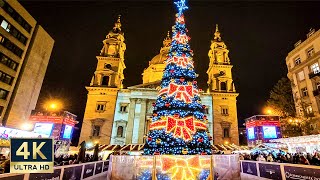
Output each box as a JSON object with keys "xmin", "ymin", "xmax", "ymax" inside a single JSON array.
[
  {"xmin": 79, "ymin": 17, "xmax": 239, "ymax": 146},
  {"xmin": 286, "ymin": 28, "xmax": 320, "ymax": 133},
  {"xmin": 245, "ymin": 115, "xmax": 281, "ymax": 147},
  {"xmin": 0, "ymin": 0, "xmax": 54, "ymax": 128}
]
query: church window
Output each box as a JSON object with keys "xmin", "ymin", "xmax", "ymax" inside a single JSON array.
[
  {"xmin": 117, "ymin": 126, "xmax": 123, "ymax": 137},
  {"xmin": 102, "ymin": 76, "xmax": 110, "ymax": 86},
  {"xmin": 96, "ymin": 102, "xmax": 106, "ymax": 112},
  {"xmin": 223, "ymin": 128, "xmax": 230, "ymax": 138},
  {"xmin": 311, "ymin": 63, "xmax": 320, "ymax": 74},
  {"xmin": 120, "ymin": 103, "xmax": 128, "ymax": 113},
  {"xmin": 307, "ymin": 47, "xmax": 314, "ymax": 58},
  {"xmin": 92, "ymin": 125, "xmax": 100, "ymax": 137},
  {"xmin": 221, "ymin": 106, "xmax": 229, "ymax": 116},
  {"xmin": 306, "ymin": 106, "xmax": 313, "ymax": 114},
  {"xmin": 301, "ymin": 87, "xmax": 308, "ymax": 97},
  {"xmin": 295, "ymin": 58, "xmax": 301, "ymax": 66},
  {"xmin": 297, "ymin": 71, "xmax": 305, "ymax": 81},
  {"xmin": 220, "ymin": 82, "xmax": 227, "ymax": 91},
  {"xmin": 104, "ymin": 63, "xmax": 112, "ymax": 69}
]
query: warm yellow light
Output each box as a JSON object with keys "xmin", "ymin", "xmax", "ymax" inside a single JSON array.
[
  {"xmin": 224, "ymin": 141, "xmax": 229, "ymax": 145},
  {"xmin": 21, "ymin": 122, "xmax": 33, "ymax": 130},
  {"xmin": 44, "ymin": 100, "xmax": 62, "ymax": 111},
  {"xmin": 295, "ymin": 119, "xmax": 299, "ymax": 123},
  {"xmin": 94, "ymin": 141, "xmax": 99, "ymax": 144},
  {"xmin": 289, "ymin": 119, "xmax": 293, "ymax": 123}
]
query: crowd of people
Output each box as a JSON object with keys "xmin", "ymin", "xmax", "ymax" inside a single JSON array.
[{"xmin": 239, "ymin": 151, "xmax": 320, "ymax": 166}]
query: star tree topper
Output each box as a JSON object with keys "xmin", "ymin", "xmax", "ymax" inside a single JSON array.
[{"xmin": 174, "ymin": 0, "xmax": 188, "ymax": 15}]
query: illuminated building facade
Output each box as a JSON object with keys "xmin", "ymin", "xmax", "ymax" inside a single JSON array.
[
  {"xmin": 245, "ymin": 115, "xmax": 281, "ymax": 147},
  {"xmin": 79, "ymin": 17, "xmax": 239, "ymax": 146},
  {"xmin": 0, "ymin": 0, "xmax": 54, "ymax": 128},
  {"xmin": 286, "ymin": 28, "xmax": 320, "ymax": 133}
]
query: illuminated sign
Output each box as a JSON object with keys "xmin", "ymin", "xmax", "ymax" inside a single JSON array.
[
  {"xmin": 263, "ymin": 126, "xmax": 277, "ymax": 139},
  {"xmin": 247, "ymin": 127, "xmax": 255, "ymax": 140},
  {"xmin": 10, "ymin": 138, "xmax": 53, "ymax": 173},
  {"xmin": 33, "ymin": 123, "xmax": 54, "ymax": 138},
  {"xmin": 62, "ymin": 125, "xmax": 73, "ymax": 139},
  {"xmin": 0, "ymin": 127, "xmax": 41, "ymax": 139}
]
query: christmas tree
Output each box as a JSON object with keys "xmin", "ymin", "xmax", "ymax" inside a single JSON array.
[{"xmin": 144, "ymin": 0, "xmax": 212, "ymax": 155}]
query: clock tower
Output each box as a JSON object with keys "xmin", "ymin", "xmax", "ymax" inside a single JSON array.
[{"xmin": 207, "ymin": 25, "xmax": 239, "ymax": 145}]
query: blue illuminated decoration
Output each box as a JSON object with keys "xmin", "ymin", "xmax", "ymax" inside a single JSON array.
[{"xmin": 143, "ymin": 0, "xmax": 212, "ymax": 156}]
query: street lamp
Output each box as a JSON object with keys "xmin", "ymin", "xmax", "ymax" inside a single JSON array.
[
  {"xmin": 44, "ymin": 100, "xmax": 62, "ymax": 112},
  {"xmin": 264, "ymin": 107, "xmax": 273, "ymax": 115}
]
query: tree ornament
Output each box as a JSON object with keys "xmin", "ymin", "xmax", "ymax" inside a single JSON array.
[
  {"xmin": 156, "ymin": 138, "xmax": 161, "ymax": 144},
  {"xmin": 203, "ymin": 115, "xmax": 207, "ymax": 119},
  {"xmin": 202, "ymin": 105, "xmax": 206, "ymax": 109},
  {"xmin": 170, "ymin": 69, "xmax": 175, "ymax": 73},
  {"xmin": 152, "ymin": 102, "xmax": 156, "ymax": 107},
  {"xmin": 148, "ymin": 137, "xmax": 152, "ymax": 141},
  {"xmin": 198, "ymin": 137, "xmax": 204, "ymax": 142},
  {"xmin": 153, "ymin": 113, "xmax": 158, "ymax": 117},
  {"xmin": 165, "ymin": 102, "xmax": 170, "ymax": 107},
  {"xmin": 201, "ymin": 152, "xmax": 207, "ymax": 155},
  {"xmin": 182, "ymin": 148, "xmax": 188, "ymax": 155},
  {"xmin": 162, "ymin": 95, "xmax": 167, "ymax": 100},
  {"xmin": 154, "ymin": 151, "xmax": 160, "ymax": 155},
  {"xmin": 209, "ymin": 136, "xmax": 213, "ymax": 141}
]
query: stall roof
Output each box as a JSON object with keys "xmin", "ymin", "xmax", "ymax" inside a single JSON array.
[
  {"xmin": 270, "ymin": 134, "xmax": 320, "ymax": 144},
  {"xmin": 120, "ymin": 144, "xmax": 144, "ymax": 152}
]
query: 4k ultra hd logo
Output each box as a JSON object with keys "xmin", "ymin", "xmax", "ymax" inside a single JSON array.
[{"xmin": 10, "ymin": 138, "xmax": 53, "ymax": 173}]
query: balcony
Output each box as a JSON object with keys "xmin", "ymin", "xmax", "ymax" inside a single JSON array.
[{"xmin": 309, "ymin": 71, "xmax": 320, "ymax": 79}]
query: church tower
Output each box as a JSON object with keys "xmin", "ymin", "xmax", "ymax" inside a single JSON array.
[
  {"xmin": 79, "ymin": 15, "xmax": 126, "ymax": 145},
  {"xmin": 207, "ymin": 25, "xmax": 239, "ymax": 145},
  {"xmin": 142, "ymin": 31, "xmax": 171, "ymax": 84}
]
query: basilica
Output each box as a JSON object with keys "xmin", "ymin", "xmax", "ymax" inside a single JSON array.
[{"xmin": 79, "ymin": 16, "xmax": 239, "ymax": 146}]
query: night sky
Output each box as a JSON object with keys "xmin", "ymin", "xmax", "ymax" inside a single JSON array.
[{"xmin": 19, "ymin": 0, "xmax": 320, "ymax": 141}]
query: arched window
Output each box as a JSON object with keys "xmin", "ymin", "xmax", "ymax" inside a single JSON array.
[
  {"xmin": 223, "ymin": 128, "xmax": 229, "ymax": 138},
  {"xmin": 102, "ymin": 76, "xmax": 110, "ymax": 86},
  {"xmin": 220, "ymin": 82, "xmax": 227, "ymax": 91},
  {"xmin": 117, "ymin": 126, "xmax": 123, "ymax": 137}
]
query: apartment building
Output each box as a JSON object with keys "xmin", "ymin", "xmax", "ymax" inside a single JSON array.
[
  {"xmin": 0, "ymin": 0, "xmax": 54, "ymax": 128},
  {"xmin": 286, "ymin": 28, "xmax": 320, "ymax": 132}
]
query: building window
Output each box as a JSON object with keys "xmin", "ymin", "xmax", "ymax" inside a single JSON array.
[
  {"xmin": 221, "ymin": 106, "xmax": 229, "ymax": 116},
  {"xmin": 297, "ymin": 71, "xmax": 305, "ymax": 81},
  {"xmin": 117, "ymin": 126, "xmax": 123, "ymax": 137},
  {"xmin": 120, "ymin": 104, "xmax": 128, "ymax": 113},
  {"xmin": 0, "ymin": 53, "xmax": 18, "ymax": 70},
  {"xmin": 92, "ymin": 125, "xmax": 100, "ymax": 136},
  {"xmin": 0, "ymin": 106, "xmax": 3, "ymax": 116},
  {"xmin": 306, "ymin": 106, "xmax": 313, "ymax": 114},
  {"xmin": 102, "ymin": 76, "xmax": 109, "ymax": 86},
  {"xmin": 316, "ymin": 82, "xmax": 320, "ymax": 90},
  {"xmin": 104, "ymin": 63, "xmax": 111, "ymax": 69},
  {"xmin": 223, "ymin": 128, "xmax": 230, "ymax": 138},
  {"xmin": 295, "ymin": 58, "xmax": 301, "ymax": 65},
  {"xmin": 0, "ymin": 34, "xmax": 23, "ymax": 57},
  {"xmin": 96, "ymin": 102, "xmax": 106, "ymax": 112},
  {"xmin": 311, "ymin": 63, "xmax": 320, "ymax": 74},
  {"xmin": 0, "ymin": 88, "xmax": 8, "ymax": 100},
  {"xmin": 0, "ymin": 1, "xmax": 32, "ymax": 32},
  {"xmin": 307, "ymin": 48, "xmax": 315, "ymax": 58},
  {"xmin": 220, "ymin": 82, "xmax": 227, "ymax": 91},
  {"xmin": 301, "ymin": 87, "xmax": 308, "ymax": 97},
  {"xmin": 0, "ymin": 17, "xmax": 27, "ymax": 44},
  {"xmin": 0, "ymin": 71, "xmax": 13, "ymax": 85}
]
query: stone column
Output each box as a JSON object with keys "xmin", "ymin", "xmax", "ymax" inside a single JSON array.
[
  {"xmin": 126, "ymin": 98, "xmax": 136, "ymax": 144},
  {"xmin": 138, "ymin": 99, "xmax": 147, "ymax": 143}
]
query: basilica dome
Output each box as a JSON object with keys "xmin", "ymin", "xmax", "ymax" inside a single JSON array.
[{"xmin": 149, "ymin": 53, "xmax": 168, "ymax": 65}]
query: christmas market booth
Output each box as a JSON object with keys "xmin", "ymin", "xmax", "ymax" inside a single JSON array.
[
  {"xmin": 86, "ymin": 144, "xmax": 123, "ymax": 160},
  {"xmin": 270, "ymin": 134, "xmax": 320, "ymax": 154}
]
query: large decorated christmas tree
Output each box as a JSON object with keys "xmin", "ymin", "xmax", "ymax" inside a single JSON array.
[{"xmin": 144, "ymin": 0, "xmax": 212, "ymax": 155}]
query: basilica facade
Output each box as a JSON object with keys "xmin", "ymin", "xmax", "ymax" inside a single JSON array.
[{"xmin": 79, "ymin": 16, "xmax": 239, "ymax": 146}]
